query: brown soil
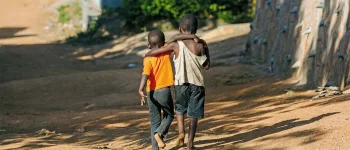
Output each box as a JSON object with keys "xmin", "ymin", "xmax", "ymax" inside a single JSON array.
[{"xmin": 1, "ymin": 1, "xmax": 350, "ymax": 150}]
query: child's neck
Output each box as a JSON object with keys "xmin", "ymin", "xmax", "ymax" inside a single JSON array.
[
  {"xmin": 181, "ymin": 31, "xmax": 194, "ymax": 34},
  {"xmin": 151, "ymin": 45, "xmax": 163, "ymax": 50}
]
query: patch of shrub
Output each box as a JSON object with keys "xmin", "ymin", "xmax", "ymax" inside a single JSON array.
[
  {"xmin": 57, "ymin": 2, "xmax": 81, "ymax": 24},
  {"xmin": 118, "ymin": 0, "xmax": 255, "ymax": 30}
]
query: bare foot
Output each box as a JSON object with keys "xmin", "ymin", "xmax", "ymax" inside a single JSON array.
[
  {"xmin": 174, "ymin": 133, "xmax": 185, "ymax": 147},
  {"xmin": 154, "ymin": 133, "xmax": 166, "ymax": 148}
]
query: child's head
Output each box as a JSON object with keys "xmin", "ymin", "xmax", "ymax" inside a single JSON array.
[
  {"xmin": 148, "ymin": 30, "xmax": 165, "ymax": 49},
  {"xmin": 179, "ymin": 14, "xmax": 198, "ymax": 34}
]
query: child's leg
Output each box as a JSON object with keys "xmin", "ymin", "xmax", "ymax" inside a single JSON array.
[
  {"xmin": 176, "ymin": 114, "xmax": 185, "ymax": 135},
  {"xmin": 152, "ymin": 88, "xmax": 173, "ymax": 148},
  {"xmin": 187, "ymin": 118, "xmax": 198, "ymax": 149},
  {"xmin": 175, "ymin": 114, "xmax": 185, "ymax": 147},
  {"xmin": 154, "ymin": 87, "xmax": 174, "ymax": 138},
  {"xmin": 147, "ymin": 91, "xmax": 162, "ymax": 150},
  {"xmin": 174, "ymin": 85, "xmax": 190, "ymax": 147},
  {"xmin": 187, "ymin": 85, "xmax": 205, "ymax": 149}
]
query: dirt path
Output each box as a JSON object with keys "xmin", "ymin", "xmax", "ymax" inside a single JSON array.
[
  {"xmin": 1, "ymin": 72, "xmax": 350, "ymax": 150},
  {"xmin": 0, "ymin": 0, "xmax": 58, "ymax": 45},
  {"xmin": 1, "ymin": 1, "xmax": 350, "ymax": 150}
]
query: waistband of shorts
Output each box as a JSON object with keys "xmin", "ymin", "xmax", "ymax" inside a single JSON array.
[
  {"xmin": 149, "ymin": 86, "xmax": 171, "ymax": 92},
  {"xmin": 176, "ymin": 83, "xmax": 204, "ymax": 87}
]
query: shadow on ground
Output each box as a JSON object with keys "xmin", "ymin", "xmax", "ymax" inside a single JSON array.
[{"xmin": 0, "ymin": 27, "xmax": 36, "ymax": 39}]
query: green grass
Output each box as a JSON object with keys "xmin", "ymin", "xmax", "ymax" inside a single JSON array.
[{"xmin": 57, "ymin": 2, "xmax": 81, "ymax": 24}]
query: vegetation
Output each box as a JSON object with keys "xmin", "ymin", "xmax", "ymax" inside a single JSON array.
[
  {"xmin": 59, "ymin": 0, "xmax": 255, "ymax": 44},
  {"xmin": 57, "ymin": 2, "xmax": 81, "ymax": 24},
  {"xmin": 57, "ymin": 3, "xmax": 113, "ymax": 44},
  {"xmin": 119, "ymin": 0, "xmax": 255, "ymax": 30}
]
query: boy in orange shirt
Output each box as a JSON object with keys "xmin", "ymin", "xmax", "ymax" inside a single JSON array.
[{"xmin": 138, "ymin": 30, "xmax": 198, "ymax": 149}]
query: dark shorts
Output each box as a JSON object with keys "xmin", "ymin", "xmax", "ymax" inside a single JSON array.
[{"xmin": 175, "ymin": 84, "xmax": 205, "ymax": 119}]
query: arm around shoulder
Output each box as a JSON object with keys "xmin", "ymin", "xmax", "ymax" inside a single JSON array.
[
  {"xmin": 167, "ymin": 34, "xmax": 199, "ymax": 44},
  {"xmin": 144, "ymin": 42, "xmax": 176, "ymax": 57}
]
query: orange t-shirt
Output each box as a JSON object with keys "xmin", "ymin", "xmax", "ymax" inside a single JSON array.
[{"xmin": 142, "ymin": 52, "xmax": 174, "ymax": 92}]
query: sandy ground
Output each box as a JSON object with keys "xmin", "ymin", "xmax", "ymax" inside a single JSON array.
[{"xmin": 1, "ymin": 1, "xmax": 350, "ymax": 150}]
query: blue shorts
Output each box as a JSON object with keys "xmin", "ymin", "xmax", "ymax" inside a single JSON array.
[{"xmin": 174, "ymin": 84, "xmax": 205, "ymax": 119}]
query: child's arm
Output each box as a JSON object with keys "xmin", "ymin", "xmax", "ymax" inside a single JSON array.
[
  {"xmin": 200, "ymin": 39, "xmax": 210, "ymax": 70},
  {"xmin": 138, "ymin": 75, "xmax": 148, "ymax": 106},
  {"xmin": 139, "ymin": 58, "xmax": 151, "ymax": 106},
  {"xmin": 145, "ymin": 42, "xmax": 177, "ymax": 57},
  {"xmin": 166, "ymin": 34, "xmax": 199, "ymax": 45}
]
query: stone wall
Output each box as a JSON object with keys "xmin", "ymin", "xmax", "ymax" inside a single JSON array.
[{"xmin": 247, "ymin": 0, "xmax": 350, "ymax": 89}]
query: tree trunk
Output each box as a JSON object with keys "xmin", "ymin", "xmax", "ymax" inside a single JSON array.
[{"xmin": 247, "ymin": 0, "xmax": 350, "ymax": 89}]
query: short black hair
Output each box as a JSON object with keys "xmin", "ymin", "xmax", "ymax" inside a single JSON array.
[
  {"xmin": 148, "ymin": 30, "xmax": 165, "ymax": 48},
  {"xmin": 179, "ymin": 14, "xmax": 198, "ymax": 34}
]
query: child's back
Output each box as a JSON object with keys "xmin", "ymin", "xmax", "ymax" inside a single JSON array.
[{"xmin": 143, "ymin": 51, "xmax": 173, "ymax": 92}]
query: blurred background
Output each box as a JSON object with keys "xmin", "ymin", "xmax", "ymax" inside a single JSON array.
[
  {"xmin": 0, "ymin": 0, "xmax": 256, "ymax": 112},
  {"xmin": 47, "ymin": 0, "xmax": 255, "ymax": 43}
]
